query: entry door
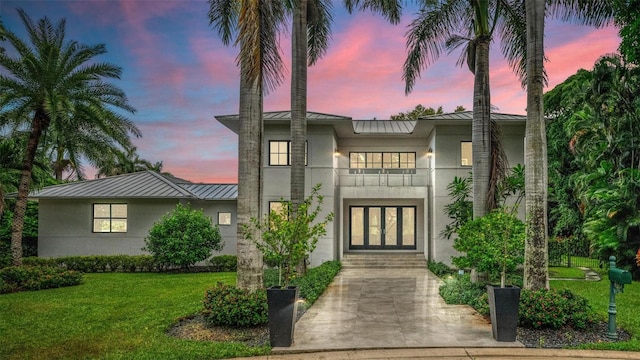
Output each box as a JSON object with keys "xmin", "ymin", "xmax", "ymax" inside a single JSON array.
[{"xmin": 349, "ymin": 206, "xmax": 416, "ymax": 249}]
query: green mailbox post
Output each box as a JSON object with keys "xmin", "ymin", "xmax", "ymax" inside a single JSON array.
[{"xmin": 607, "ymin": 256, "xmax": 632, "ymax": 340}]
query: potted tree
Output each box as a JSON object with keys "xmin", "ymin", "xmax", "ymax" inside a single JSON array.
[
  {"xmin": 452, "ymin": 209, "xmax": 525, "ymax": 341},
  {"xmin": 242, "ymin": 184, "xmax": 334, "ymax": 347}
]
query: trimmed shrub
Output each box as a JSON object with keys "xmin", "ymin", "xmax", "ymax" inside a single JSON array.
[
  {"xmin": 519, "ymin": 288, "xmax": 595, "ymax": 330},
  {"xmin": 22, "ymin": 255, "xmax": 159, "ymax": 272},
  {"xmin": 438, "ymin": 274, "xmax": 489, "ymax": 316},
  {"xmin": 144, "ymin": 203, "xmax": 223, "ymax": 270},
  {"xmin": 291, "ymin": 260, "xmax": 341, "ymax": 305},
  {"xmin": 209, "ymin": 255, "xmax": 237, "ymax": 272},
  {"xmin": 0, "ymin": 266, "xmax": 83, "ymax": 293},
  {"xmin": 203, "ymin": 282, "xmax": 268, "ymax": 327},
  {"xmin": 428, "ymin": 260, "xmax": 454, "ymax": 277}
]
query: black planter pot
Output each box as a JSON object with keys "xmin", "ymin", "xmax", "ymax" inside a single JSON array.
[
  {"xmin": 487, "ymin": 285, "xmax": 520, "ymax": 342},
  {"xmin": 267, "ymin": 286, "xmax": 299, "ymax": 347}
]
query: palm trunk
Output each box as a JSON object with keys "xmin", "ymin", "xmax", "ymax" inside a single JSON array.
[
  {"xmin": 11, "ymin": 109, "xmax": 50, "ymax": 266},
  {"xmin": 291, "ymin": 0, "xmax": 308, "ymax": 275},
  {"xmin": 472, "ymin": 36, "xmax": 491, "ymax": 219},
  {"xmin": 524, "ymin": 0, "xmax": 549, "ymax": 291},
  {"xmin": 236, "ymin": 71, "xmax": 264, "ymax": 291}
]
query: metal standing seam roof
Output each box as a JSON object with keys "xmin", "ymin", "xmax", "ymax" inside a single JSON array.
[
  {"xmin": 179, "ymin": 183, "xmax": 238, "ymax": 200},
  {"xmin": 352, "ymin": 120, "xmax": 417, "ymax": 134},
  {"xmin": 27, "ymin": 171, "xmax": 238, "ymax": 200},
  {"xmin": 417, "ymin": 111, "xmax": 527, "ymax": 121}
]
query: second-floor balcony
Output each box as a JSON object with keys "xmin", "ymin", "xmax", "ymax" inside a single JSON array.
[{"xmin": 336, "ymin": 168, "xmax": 430, "ymax": 187}]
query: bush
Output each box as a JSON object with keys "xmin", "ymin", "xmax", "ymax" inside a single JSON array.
[
  {"xmin": 438, "ymin": 274, "xmax": 489, "ymax": 316},
  {"xmin": 428, "ymin": 260, "xmax": 454, "ymax": 277},
  {"xmin": 144, "ymin": 203, "xmax": 223, "ymax": 270},
  {"xmin": 453, "ymin": 210, "xmax": 525, "ymax": 286},
  {"xmin": 203, "ymin": 282, "xmax": 268, "ymax": 327},
  {"xmin": 519, "ymin": 288, "xmax": 595, "ymax": 330},
  {"xmin": 0, "ymin": 266, "xmax": 83, "ymax": 293},
  {"xmin": 22, "ymin": 255, "xmax": 159, "ymax": 272},
  {"xmin": 291, "ymin": 260, "xmax": 341, "ymax": 305},
  {"xmin": 208, "ymin": 255, "xmax": 237, "ymax": 272}
]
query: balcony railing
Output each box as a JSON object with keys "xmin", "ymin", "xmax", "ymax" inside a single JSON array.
[{"xmin": 335, "ymin": 168, "xmax": 430, "ymax": 187}]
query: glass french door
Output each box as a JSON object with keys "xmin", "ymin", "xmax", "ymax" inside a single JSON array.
[{"xmin": 349, "ymin": 206, "xmax": 416, "ymax": 249}]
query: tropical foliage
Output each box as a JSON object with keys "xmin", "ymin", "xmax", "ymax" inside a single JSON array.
[
  {"xmin": 546, "ymin": 54, "xmax": 640, "ymax": 277},
  {"xmin": 0, "ymin": 9, "xmax": 137, "ymax": 265}
]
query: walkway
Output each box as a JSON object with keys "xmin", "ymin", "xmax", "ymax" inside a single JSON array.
[{"xmin": 274, "ymin": 267, "xmax": 523, "ymax": 353}]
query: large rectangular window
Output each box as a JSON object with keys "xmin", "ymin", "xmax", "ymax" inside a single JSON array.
[
  {"xmin": 269, "ymin": 140, "xmax": 307, "ymax": 166},
  {"xmin": 461, "ymin": 142, "xmax": 472, "ymax": 166},
  {"xmin": 349, "ymin": 152, "xmax": 416, "ymax": 169},
  {"xmin": 93, "ymin": 204, "xmax": 127, "ymax": 233}
]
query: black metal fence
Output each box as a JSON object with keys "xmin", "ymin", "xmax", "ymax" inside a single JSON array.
[{"xmin": 549, "ymin": 236, "xmax": 602, "ymax": 269}]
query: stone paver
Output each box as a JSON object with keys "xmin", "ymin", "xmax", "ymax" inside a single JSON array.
[{"xmin": 273, "ymin": 267, "xmax": 524, "ymax": 353}]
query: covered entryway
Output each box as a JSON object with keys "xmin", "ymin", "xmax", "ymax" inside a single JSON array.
[{"xmin": 349, "ymin": 206, "xmax": 416, "ymax": 250}]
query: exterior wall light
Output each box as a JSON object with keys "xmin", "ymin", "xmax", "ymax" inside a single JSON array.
[{"xmin": 426, "ymin": 147, "xmax": 434, "ymax": 157}]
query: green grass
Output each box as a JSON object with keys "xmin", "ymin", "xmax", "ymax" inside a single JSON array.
[
  {"xmin": 549, "ymin": 266, "xmax": 586, "ymax": 279},
  {"xmin": 0, "ymin": 272, "xmax": 270, "ymax": 360},
  {"xmin": 553, "ymin": 279, "xmax": 640, "ymax": 351}
]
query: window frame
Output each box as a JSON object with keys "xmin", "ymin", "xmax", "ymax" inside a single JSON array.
[
  {"xmin": 268, "ymin": 140, "xmax": 307, "ymax": 166},
  {"xmin": 348, "ymin": 152, "xmax": 416, "ymax": 169},
  {"xmin": 92, "ymin": 203, "xmax": 128, "ymax": 233},
  {"xmin": 218, "ymin": 212, "xmax": 232, "ymax": 226},
  {"xmin": 460, "ymin": 141, "xmax": 472, "ymax": 167}
]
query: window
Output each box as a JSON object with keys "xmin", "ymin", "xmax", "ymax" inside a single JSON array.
[
  {"xmin": 218, "ymin": 212, "xmax": 232, "ymax": 225},
  {"xmin": 269, "ymin": 140, "xmax": 307, "ymax": 166},
  {"xmin": 349, "ymin": 152, "xmax": 416, "ymax": 169},
  {"xmin": 269, "ymin": 201, "xmax": 286, "ymax": 215},
  {"xmin": 93, "ymin": 204, "xmax": 127, "ymax": 233},
  {"xmin": 461, "ymin": 142, "xmax": 472, "ymax": 166}
]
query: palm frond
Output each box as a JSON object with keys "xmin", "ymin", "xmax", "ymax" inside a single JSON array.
[{"xmin": 307, "ymin": 0, "xmax": 333, "ymax": 65}]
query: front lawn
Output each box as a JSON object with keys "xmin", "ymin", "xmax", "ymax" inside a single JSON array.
[
  {"xmin": 549, "ymin": 266, "xmax": 586, "ymax": 279},
  {"xmin": 553, "ymin": 279, "xmax": 640, "ymax": 351},
  {"xmin": 0, "ymin": 272, "xmax": 270, "ymax": 360}
]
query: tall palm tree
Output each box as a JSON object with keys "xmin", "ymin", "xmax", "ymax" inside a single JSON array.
[
  {"xmin": 290, "ymin": 0, "xmax": 401, "ymax": 274},
  {"xmin": 523, "ymin": 0, "xmax": 547, "ymax": 291},
  {"xmin": 96, "ymin": 146, "xmax": 154, "ymax": 178},
  {"xmin": 0, "ymin": 9, "xmax": 136, "ymax": 266},
  {"xmin": 404, "ymin": 0, "xmax": 516, "ymax": 219},
  {"xmin": 209, "ymin": 0, "xmax": 287, "ymax": 290},
  {"xmin": 44, "ymin": 107, "xmax": 141, "ymax": 181}
]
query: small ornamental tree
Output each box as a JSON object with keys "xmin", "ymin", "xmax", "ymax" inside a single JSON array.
[
  {"xmin": 453, "ymin": 210, "xmax": 525, "ymax": 287},
  {"xmin": 144, "ymin": 203, "xmax": 223, "ymax": 270},
  {"xmin": 242, "ymin": 184, "xmax": 334, "ymax": 286}
]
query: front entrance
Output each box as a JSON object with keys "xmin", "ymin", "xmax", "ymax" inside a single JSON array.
[{"xmin": 349, "ymin": 206, "xmax": 416, "ymax": 249}]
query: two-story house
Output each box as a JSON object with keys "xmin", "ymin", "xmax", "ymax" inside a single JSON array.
[{"xmin": 27, "ymin": 110, "xmax": 525, "ymax": 266}]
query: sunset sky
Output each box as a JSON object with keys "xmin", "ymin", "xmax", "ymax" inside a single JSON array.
[{"xmin": 1, "ymin": 1, "xmax": 620, "ymax": 183}]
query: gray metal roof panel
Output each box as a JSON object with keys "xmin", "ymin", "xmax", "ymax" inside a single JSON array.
[
  {"xmin": 179, "ymin": 184, "xmax": 238, "ymax": 200},
  {"xmin": 352, "ymin": 120, "xmax": 417, "ymax": 134},
  {"xmin": 417, "ymin": 111, "xmax": 527, "ymax": 121},
  {"xmin": 29, "ymin": 171, "xmax": 196, "ymax": 199}
]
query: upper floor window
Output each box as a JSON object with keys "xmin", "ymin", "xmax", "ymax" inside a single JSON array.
[
  {"xmin": 269, "ymin": 140, "xmax": 307, "ymax": 166},
  {"xmin": 461, "ymin": 142, "xmax": 472, "ymax": 166},
  {"xmin": 93, "ymin": 204, "xmax": 127, "ymax": 233},
  {"xmin": 349, "ymin": 152, "xmax": 416, "ymax": 169}
]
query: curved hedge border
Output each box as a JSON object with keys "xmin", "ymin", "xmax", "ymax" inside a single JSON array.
[{"xmin": 0, "ymin": 266, "xmax": 83, "ymax": 294}]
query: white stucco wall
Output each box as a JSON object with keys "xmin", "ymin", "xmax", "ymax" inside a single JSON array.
[
  {"xmin": 38, "ymin": 198, "xmax": 237, "ymax": 258},
  {"xmin": 262, "ymin": 125, "xmax": 337, "ymax": 267}
]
